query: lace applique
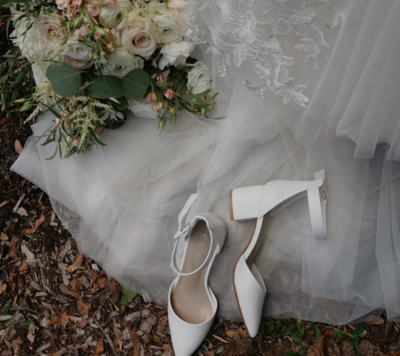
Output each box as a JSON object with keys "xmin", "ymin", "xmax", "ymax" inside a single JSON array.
[{"xmin": 188, "ymin": 0, "xmax": 348, "ymax": 107}]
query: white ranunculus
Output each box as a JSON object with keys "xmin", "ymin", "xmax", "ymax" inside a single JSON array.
[
  {"xmin": 35, "ymin": 12, "xmax": 65, "ymax": 48},
  {"xmin": 153, "ymin": 12, "xmax": 181, "ymax": 44},
  {"xmin": 11, "ymin": 14, "xmax": 64, "ymax": 63},
  {"xmin": 187, "ymin": 61, "xmax": 212, "ymax": 94},
  {"xmin": 102, "ymin": 48, "xmax": 144, "ymax": 77},
  {"xmin": 117, "ymin": 16, "xmax": 159, "ymax": 59},
  {"xmin": 31, "ymin": 63, "xmax": 49, "ymax": 86},
  {"xmin": 168, "ymin": 0, "xmax": 187, "ymax": 39},
  {"xmin": 128, "ymin": 99, "xmax": 158, "ymax": 120},
  {"xmin": 61, "ymin": 55, "xmax": 89, "ymax": 69},
  {"xmin": 62, "ymin": 37, "xmax": 91, "ymax": 61},
  {"xmin": 98, "ymin": 0, "xmax": 133, "ymax": 29},
  {"xmin": 158, "ymin": 41, "xmax": 194, "ymax": 70}
]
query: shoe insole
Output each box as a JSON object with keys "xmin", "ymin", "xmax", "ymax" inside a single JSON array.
[{"xmin": 171, "ymin": 220, "xmax": 214, "ymax": 324}]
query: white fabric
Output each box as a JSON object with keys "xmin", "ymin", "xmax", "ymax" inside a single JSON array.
[{"xmin": 11, "ymin": 0, "xmax": 400, "ymax": 324}]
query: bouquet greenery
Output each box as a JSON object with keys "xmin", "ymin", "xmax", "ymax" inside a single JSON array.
[{"xmin": 1, "ymin": 0, "xmax": 219, "ymax": 158}]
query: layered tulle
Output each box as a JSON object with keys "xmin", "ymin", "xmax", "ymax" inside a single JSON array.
[{"xmin": 12, "ymin": 0, "xmax": 400, "ymax": 324}]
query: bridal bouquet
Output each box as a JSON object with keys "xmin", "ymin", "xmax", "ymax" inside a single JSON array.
[{"xmin": 4, "ymin": 0, "xmax": 218, "ymax": 158}]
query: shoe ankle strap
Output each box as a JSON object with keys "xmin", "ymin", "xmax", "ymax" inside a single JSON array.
[
  {"xmin": 307, "ymin": 169, "xmax": 328, "ymax": 240},
  {"xmin": 171, "ymin": 194, "xmax": 216, "ymax": 277}
]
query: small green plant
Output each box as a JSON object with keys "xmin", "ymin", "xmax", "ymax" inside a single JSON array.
[
  {"xmin": 264, "ymin": 318, "xmax": 366, "ymax": 356},
  {"xmin": 117, "ymin": 286, "xmax": 137, "ymax": 311}
]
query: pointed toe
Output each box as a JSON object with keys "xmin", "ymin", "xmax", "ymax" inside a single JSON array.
[{"xmin": 233, "ymin": 255, "xmax": 267, "ymax": 338}]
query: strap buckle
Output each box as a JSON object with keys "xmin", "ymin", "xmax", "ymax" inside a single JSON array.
[
  {"xmin": 174, "ymin": 223, "xmax": 191, "ymax": 238},
  {"xmin": 321, "ymin": 189, "xmax": 329, "ymax": 206}
]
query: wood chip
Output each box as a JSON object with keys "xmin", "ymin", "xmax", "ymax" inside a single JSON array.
[
  {"xmin": 114, "ymin": 325, "xmax": 123, "ymax": 352},
  {"xmin": 15, "ymin": 140, "xmax": 23, "ymax": 154},
  {"xmin": 67, "ymin": 254, "xmax": 84, "ymax": 273},
  {"xmin": 59, "ymin": 285, "xmax": 82, "ymax": 301},
  {"xmin": 157, "ymin": 315, "xmax": 168, "ymax": 334},
  {"xmin": 129, "ymin": 328, "xmax": 142, "ymax": 356},
  {"xmin": 25, "ymin": 214, "xmax": 45, "ymax": 235},
  {"xmin": 21, "ymin": 241, "xmax": 35, "ymax": 260},
  {"xmin": 9, "ymin": 235, "xmax": 18, "ymax": 260},
  {"xmin": 50, "ymin": 347, "xmax": 68, "ymax": 356},
  {"xmin": 0, "ymin": 232, "xmax": 9, "ymax": 241},
  {"xmin": 0, "ymin": 284, "xmax": 7, "ymax": 294},
  {"xmin": 94, "ymin": 340, "xmax": 104, "ymax": 356}
]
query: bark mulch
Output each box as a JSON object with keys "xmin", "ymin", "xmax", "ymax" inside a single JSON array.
[{"xmin": 1, "ymin": 15, "xmax": 400, "ymax": 356}]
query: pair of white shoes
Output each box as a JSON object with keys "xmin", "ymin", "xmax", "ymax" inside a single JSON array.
[{"xmin": 168, "ymin": 171, "xmax": 328, "ymax": 356}]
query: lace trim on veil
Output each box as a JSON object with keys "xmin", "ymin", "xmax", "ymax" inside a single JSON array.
[{"xmin": 188, "ymin": 0, "xmax": 348, "ymax": 107}]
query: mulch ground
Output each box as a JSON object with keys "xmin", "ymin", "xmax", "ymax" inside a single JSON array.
[{"xmin": 1, "ymin": 13, "xmax": 400, "ymax": 356}]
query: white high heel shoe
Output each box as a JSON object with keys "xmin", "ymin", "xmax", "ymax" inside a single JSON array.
[
  {"xmin": 168, "ymin": 194, "xmax": 227, "ymax": 356},
  {"xmin": 230, "ymin": 170, "xmax": 328, "ymax": 338}
]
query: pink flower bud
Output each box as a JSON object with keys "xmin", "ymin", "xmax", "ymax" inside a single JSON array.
[
  {"xmin": 94, "ymin": 31, "xmax": 102, "ymax": 40},
  {"xmin": 73, "ymin": 26, "xmax": 89, "ymax": 39},
  {"xmin": 145, "ymin": 93, "xmax": 157, "ymax": 102},
  {"xmin": 72, "ymin": 139, "xmax": 79, "ymax": 147},
  {"xmin": 152, "ymin": 102, "xmax": 164, "ymax": 112},
  {"xmin": 164, "ymin": 89, "xmax": 175, "ymax": 100}
]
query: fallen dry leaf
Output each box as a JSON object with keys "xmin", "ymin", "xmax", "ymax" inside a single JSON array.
[
  {"xmin": 96, "ymin": 276, "xmax": 110, "ymax": 289},
  {"xmin": 18, "ymin": 260, "xmax": 28, "ymax": 274},
  {"xmin": 60, "ymin": 311, "xmax": 70, "ymax": 328},
  {"xmin": 129, "ymin": 328, "xmax": 142, "ymax": 356},
  {"xmin": 94, "ymin": 340, "xmax": 104, "ymax": 356},
  {"xmin": 77, "ymin": 300, "xmax": 90, "ymax": 317},
  {"xmin": 15, "ymin": 140, "xmax": 23, "ymax": 154},
  {"xmin": 68, "ymin": 315, "xmax": 82, "ymax": 323},
  {"xmin": 108, "ymin": 279, "xmax": 122, "ymax": 304},
  {"xmin": 364, "ymin": 317, "xmax": 385, "ymax": 325},
  {"xmin": 86, "ymin": 268, "xmax": 98, "ymax": 287},
  {"xmin": 358, "ymin": 340, "xmax": 385, "ymax": 356},
  {"xmin": 25, "ymin": 214, "xmax": 45, "ymax": 235},
  {"xmin": 114, "ymin": 325, "xmax": 123, "ymax": 352},
  {"xmin": 50, "ymin": 347, "xmax": 68, "ymax": 356},
  {"xmin": 157, "ymin": 315, "xmax": 168, "ymax": 333},
  {"xmin": 307, "ymin": 335, "xmax": 325, "ymax": 356},
  {"xmin": 226, "ymin": 330, "xmax": 249, "ymax": 340},
  {"xmin": 152, "ymin": 334, "xmax": 161, "ymax": 343},
  {"xmin": 341, "ymin": 342, "xmax": 355, "ymax": 356},
  {"xmin": 0, "ymin": 283, "xmax": 7, "ymax": 294},
  {"xmin": 325, "ymin": 335, "xmax": 341, "ymax": 356},
  {"xmin": 80, "ymin": 319, "xmax": 90, "ymax": 328},
  {"xmin": 204, "ymin": 351, "xmax": 215, "ymax": 356},
  {"xmin": 0, "ymin": 232, "xmax": 8, "ymax": 241},
  {"xmin": 9, "ymin": 235, "xmax": 18, "ymax": 259},
  {"xmin": 59, "ymin": 285, "xmax": 82, "ymax": 300},
  {"xmin": 220, "ymin": 338, "xmax": 256, "ymax": 356},
  {"xmin": 67, "ymin": 254, "xmax": 84, "ymax": 273}
]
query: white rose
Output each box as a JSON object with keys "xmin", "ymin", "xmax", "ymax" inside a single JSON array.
[
  {"xmin": 62, "ymin": 37, "xmax": 91, "ymax": 61},
  {"xmin": 102, "ymin": 48, "xmax": 144, "ymax": 77},
  {"xmin": 128, "ymin": 99, "xmax": 158, "ymax": 120},
  {"xmin": 159, "ymin": 41, "xmax": 194, "ymax": 70},
  {"xmin": 168, "ymin": 0, "xmax": 187, "ymax": 39},
  {"xmin": 61, "ymin": 55, "xmax": 89, "ymax": 69},
  {"xmin": 98, "ymin": 0, "xmax": 133, "ymax": 29},
  {"xmin": 35, "ymin": 12, "xmax": 65, "ymax": 49},
  {"xmin": 117, "ymin": 16, "xmax": 159, "ymax": 59},
  {"xmin": 187, "ymin": 61, "xmax": 212, "ymax": 94},
  {"xmin": 32, "ymin": 63, "xmax": 48, "ymax": 86}
]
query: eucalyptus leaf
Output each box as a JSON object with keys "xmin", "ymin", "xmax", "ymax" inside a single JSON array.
[
  {"xmin": 88, "ymin": 74, "xmax": 124, "ymax": 99},
  {"xmin": 46, "ymin": 62, "xmax": 81, "ymax": 97},
  {"xmin": 122, "ymin": 69, "xmax": 150, "ymax": 99},
  {"xmin": 111, "ymin": 96, "xmax": 129, "ymax": 111}
]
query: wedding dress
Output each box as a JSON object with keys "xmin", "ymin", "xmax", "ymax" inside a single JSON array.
[{"xmin": 12, "ymin": 0, "xmax": 400, "ymax": 324}]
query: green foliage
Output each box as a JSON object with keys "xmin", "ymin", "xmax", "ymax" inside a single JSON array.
[
  {"xmin": 334, "ymin": 323, "xmax": 366, "ymax": 356},
  {"xmin": 2, "ymin": 302, "xmax": 10, "ymax": 315},
  {"xmin": 122, "ymin": 68, "xmax": 150, "ymax": 99},
  {"xmin": 46, "ymin": 62, "xmax": 82, "ymax": 98},
  {"xmin": 88, "ymin": 73, "xmax": 125, "ymax": 99},
  {"xmin": 117, "ymin": 286, "xmax": 137, "ymax": 308},
  {"xmin": 0, "ymin": 47, "xmax": 36, "ymax": 123}
]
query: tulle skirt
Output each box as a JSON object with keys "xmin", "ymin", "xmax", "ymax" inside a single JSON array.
[{"xmin": 12, "ymin": 0, "xmax": 400, "ymax": 324}]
